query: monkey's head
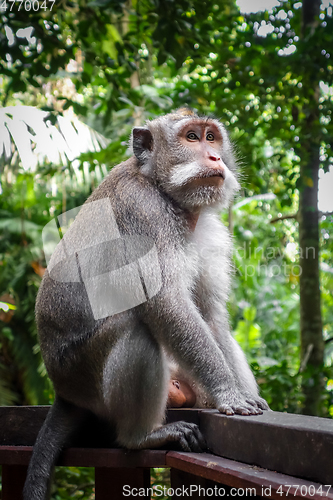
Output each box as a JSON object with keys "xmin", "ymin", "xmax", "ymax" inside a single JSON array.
[{"xmin": 132, "ymin": 109, "xmax": 240, "ymax": 210}]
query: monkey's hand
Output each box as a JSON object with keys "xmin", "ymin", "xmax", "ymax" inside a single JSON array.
[
  {"xmin": 241, "ymin": 392, "xmax": 270, "ymax": 411},
  {"xmin": 217, "ymin": 390, "xmax": 264, "ymax": 415}
]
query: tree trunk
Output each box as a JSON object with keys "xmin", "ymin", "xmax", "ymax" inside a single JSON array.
[{"xmin": 299, "ymin": 0, "xmax": 325, "ymax": 416}]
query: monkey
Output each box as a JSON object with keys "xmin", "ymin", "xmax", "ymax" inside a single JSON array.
[
  {"xmin": 24, "ymin": 108, "xmax": 269, "ymax": 500},
  {"xmin": 167, "ymin": 378, "xmax": 197, "ymax": 408}
]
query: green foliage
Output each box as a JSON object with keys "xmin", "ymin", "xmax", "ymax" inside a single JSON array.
[
  {"xmin": 253, "ymin": 360, "xmax": 303, "ymax": 413},
  {"xmin": 51, "ymin": 466, "xmax": 171, "ymax": 499},
  {"xmin": 0, "ymin": 157, "xmax": 98, "ymax": 404},
  {"xmin": 53, "ymin": 467, "xmax": 94, "ymax": 499},
  {"xmin": 151, "ymin": 468, "xmax": 171, "ymax": 500},
  {"xmin": 229, "ymin": 196, "xmax": 301, "ymax": 411},
  {"xmin": 1, "ymin": 0, "xmax": 333, "ymax": 493},
  {"xmin": 229, "ymin": 194, "xmax": 333, "ymax": 414},
  {"xmin": 1, "ymin": 0, "xmax": 332, "ymax": 413}
]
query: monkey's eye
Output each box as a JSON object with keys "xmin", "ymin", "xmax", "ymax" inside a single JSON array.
[
  {"xmin": 186, "ymin": 132, "xmax": 199, "ymax": 141},
  {"xmin": 206, "ymin": 133, "xmax": 215, "ymax": 141}
]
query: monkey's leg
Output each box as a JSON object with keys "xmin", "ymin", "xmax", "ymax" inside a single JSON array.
[
  {"xmin": 102, "ymin": 328, "xmax": 205, "ymax": 452},
  {"xmin": 23, "ymin": 397, "xmax": 87, "ymax": 500}
]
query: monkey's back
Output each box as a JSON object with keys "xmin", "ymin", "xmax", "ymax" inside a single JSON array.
[{"xmin": 36, "ymin": 157, "xmax": 184, "ymax": 403}]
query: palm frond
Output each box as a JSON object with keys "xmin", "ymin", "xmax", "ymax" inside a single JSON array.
[{"xmin": 0, "ymin": 106, "xmax": 110, "ymax": 172}]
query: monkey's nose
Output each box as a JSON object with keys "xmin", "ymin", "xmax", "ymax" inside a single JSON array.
[{"xmin": 208, "ymin": 154, "xmax": 221, "ymax": 161}]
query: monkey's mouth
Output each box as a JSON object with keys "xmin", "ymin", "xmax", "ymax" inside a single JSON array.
[{"xmin": 188, "ymin": 169, "xmax": 225, "ymax": 188}]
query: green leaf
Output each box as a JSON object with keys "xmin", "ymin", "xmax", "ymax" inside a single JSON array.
[{"xmin": 244, "ymin": 306, "xmax": 257, "ymax": 322}]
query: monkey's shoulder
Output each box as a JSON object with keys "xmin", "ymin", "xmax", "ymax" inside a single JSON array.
[{"xmin": 87, "ymin": 157, "xmax": 185, "ymax": 238}]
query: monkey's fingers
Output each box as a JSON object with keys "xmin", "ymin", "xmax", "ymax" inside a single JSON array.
[
  {"xmin": 218, "ymin": 404, "xmax": 235, "ymax": 415},
  {"xmin": 246, "ymin": 397, "xmax": 270, "ymax": 412},
  {"xmin": 249, "ymin": 407, "xmax": 263, "ymax": 415},
  {"xmin": 242, "ymin": 392, "xmax": 270, "ymax": 412},
  {"xmin": 235, "ymin": 403, "xmax": 263, "ymax": 415},
  {"xmin": 218, "ymin": 400, "xmax": 261, "ymax": 416},
  {"xmin": 256, "ymin": 397, "xmax": 270, "ymax": 411},
  {"xmin": 243, "ymin": 399, "xmax": 264, "ymax": 414}
]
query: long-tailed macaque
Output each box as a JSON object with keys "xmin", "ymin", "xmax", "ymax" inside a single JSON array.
[{"xmin": 24, "ymin": 109, "xmax": 269, "ymax": 500}]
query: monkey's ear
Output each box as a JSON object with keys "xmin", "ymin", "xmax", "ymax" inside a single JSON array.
[{"xmin": 132, "ymin": 127, "xmax": 153, "ymax": 162}]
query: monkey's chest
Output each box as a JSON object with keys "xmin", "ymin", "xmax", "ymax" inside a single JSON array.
[
  {"xmin": 183, "ymin": 239, "xmax": 216, "ymax": 295},
  {"xmin": 184, "ymin": 228, "xmax": 230, "ymax": 304}
]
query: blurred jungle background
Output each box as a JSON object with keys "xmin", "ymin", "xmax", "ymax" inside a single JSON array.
[{"xmin": 0, "ymin": 0, "xmax": 333, "ymax": 497}]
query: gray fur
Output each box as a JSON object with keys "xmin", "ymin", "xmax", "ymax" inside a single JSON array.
[{"xmin": 24, "ymin": 110, "xmax": 268, "ymax": 500}]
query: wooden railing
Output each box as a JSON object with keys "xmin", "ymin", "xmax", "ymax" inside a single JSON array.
[{"xmin": 0, "ymin": 407, "xmax": 332, "ymax": 499}]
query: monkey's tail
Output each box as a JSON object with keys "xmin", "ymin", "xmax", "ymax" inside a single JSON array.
[{"xmin": 23, "ymin": 397, "xmax": 85, "ymax": 500}]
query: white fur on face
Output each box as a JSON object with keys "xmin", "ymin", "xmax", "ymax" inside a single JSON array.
[
  {"xmin": 168, "ymin": 161, "xmax": 240, "ymax": 209},
  {"xmin": 169, "ymin": 161, "xmax": 203, "ymax": 187}
]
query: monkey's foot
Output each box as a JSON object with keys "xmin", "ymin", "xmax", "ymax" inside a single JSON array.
[
  {"xmin": 142, "ymin": 422, "xmax": 206, "ymax": 452},
  {"xmin": 164, "ymin": 422, "xmax": 206, "ymax": 452},
  {"xmin": 217, "ymin": 391, "xmax": 263, "ymax": 416}
]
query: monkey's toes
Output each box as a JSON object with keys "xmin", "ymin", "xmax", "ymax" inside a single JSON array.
[{"xmin": 170, "ymin": 422, "xmax": 206, "ymax": 453}]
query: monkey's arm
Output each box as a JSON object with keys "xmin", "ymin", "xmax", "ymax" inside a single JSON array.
[
  {"xmin": 143, "ymin": 292, "xmax": 261, "ymax": 416},
  {"xmin": 191, "ymin": 255, "xmax": 269, "ymax": 412},
  {"xmin": 205, "ymin": 310, "xmax": 269, "ymax": 411}
]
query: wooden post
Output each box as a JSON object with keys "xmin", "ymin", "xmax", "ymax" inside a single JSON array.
[
  {"xmin": 2, "ymin": 464, "xmax": 27, "ymax": 500},
  {"xmin": 170, "ymin": 468, "xmax": 207, "ymax": 499},
  {"xmin": 95, "ymin": 467, "xmax": 151, "ymax": 500},
  {"xmin": 170, "ymin": 469, "xmax": 249, "ymax": 500}
]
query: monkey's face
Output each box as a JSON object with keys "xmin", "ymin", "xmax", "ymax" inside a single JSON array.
[
  {"xmin": 174, "ymin": 120, "xmax": 226, "ymax": 189},
  {"xmin": 132, "ymin": 113, "xmax": 240, "ymax": 210},
  {"xmin": 166, "ymin": 118, "xmax": 240, "ymax": 210}
]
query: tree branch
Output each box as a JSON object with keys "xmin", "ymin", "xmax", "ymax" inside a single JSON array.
[{"xmin": 270, "ymin": 213, "xmax": 298, "ymax": 224}]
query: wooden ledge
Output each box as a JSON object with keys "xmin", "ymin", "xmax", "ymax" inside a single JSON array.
[
  {"xmin": 1, "ymin": 446, "xmax": 332, "ymax": 500},
  {"xmin": 1, "ymin": 406, "xmax": 332, "ymax": 486},
  {"xmin": 166, "ymin": 452, "xmax": 333, "ymax": 500},
  {"xmin": 196, "ymin": 410, "xmax": 333, "ymax": 485},
  {"xmin": 0, "ymin": 446, "xmax": 167, "ymax": 467}
]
